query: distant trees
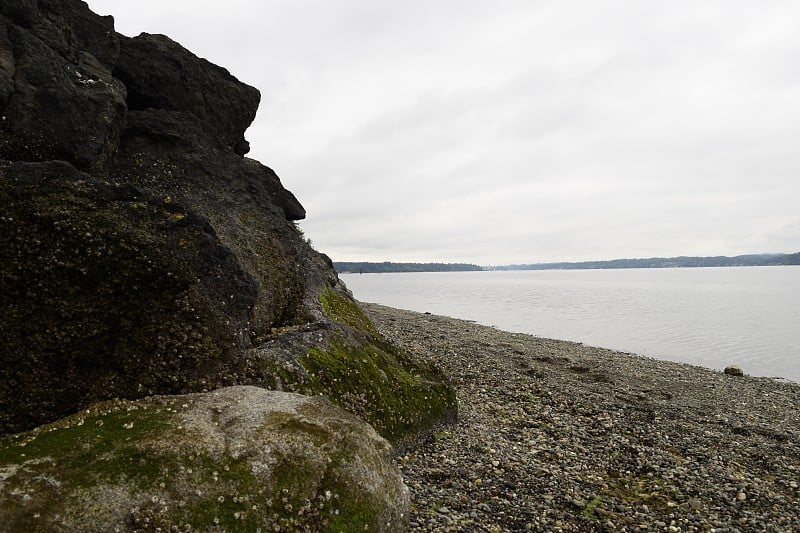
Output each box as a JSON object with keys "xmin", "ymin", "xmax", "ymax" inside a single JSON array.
[
  {"xmin": 334, "ymin": 262, "xmax": 483, "ymax": 274},
  {"xmin": 334, "ymin": 253, "xmax": 800, "ymax": 273},
  {"xmin": 486, "ymin": 253, "xmax": 800, "ymax": 270}
]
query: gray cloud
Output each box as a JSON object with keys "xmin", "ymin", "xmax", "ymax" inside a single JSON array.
[{"xmin": 88, "ymin": 0, "xmax": 800, "ymax": 263}]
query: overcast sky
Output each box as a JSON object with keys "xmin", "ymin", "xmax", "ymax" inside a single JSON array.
[{"xmin": 87, "ymin": 0, "xmax": 799, "ymax": 264}]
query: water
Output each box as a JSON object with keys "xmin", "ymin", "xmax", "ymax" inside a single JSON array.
[{"xmin": 340, "ymin": 266, "xmax": 800, "ymax": 383}]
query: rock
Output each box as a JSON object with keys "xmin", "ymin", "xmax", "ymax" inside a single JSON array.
[
  {"xmin": 0, "ymin": 160, "xmax": 258, "ymax": 433},
  {"xmin": 0, "ymin": 386, "xmax": 409, "ymax": 532},
  {"xmin": 724, "ymin": 365, "xmax": 744, "ymax": 377},
  {"xmin": 0, "ymin": 0, "xmax": 126, "ymax": 172},
  {"xmin": 253, "ymin": 287, "xmax": 458, "ymax": 445},
  {"xmin": 113, "ymin": 32, "xmax": 259, "ymax": 157},
  {"xmin": 1, "ymin": 0, "xmax": 120, "ymax": 68},
  {"xmin": 0, "ymin": 0, "xmax": 456, "ymax": 445}
]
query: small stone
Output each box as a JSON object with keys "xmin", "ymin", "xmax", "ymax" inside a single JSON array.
[
  {"xmin": 737, "ymin": 492, "xmax": 747, "ymax": 501},
  {"xmin": 724, "ymin": 365, "xmax": 744, "ymax": 376}
]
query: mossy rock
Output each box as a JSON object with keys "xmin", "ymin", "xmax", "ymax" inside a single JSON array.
[
  {"xmin": 255, "ymin": 286, "xmax": 458, "ymax": 447},
  {"xmin": 0, "ymin": 386, "xmax": 409, "ymax": 532},
  {"xmin": 302, "ymin": 340, "xmax": 457, "ymax": 446},
  {"xmin": 320, "ymin": 286, "xmax": 380, "ymax": 337}
]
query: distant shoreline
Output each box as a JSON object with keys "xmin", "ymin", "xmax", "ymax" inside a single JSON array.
[{"xmin": 335, "ymin": 252, "xmax": 800, "ymax": 273}]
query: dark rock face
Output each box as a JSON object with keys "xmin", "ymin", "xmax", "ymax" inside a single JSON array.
[
  {"xmin": 113, "ymin": 32, "xmax": 259, "ymax": 157},
  {"xmin": 106, "ymin": 33, "xmax": 309, "ymax": 334},
  {"xmin": 1, "ymin": 160, "xmax": 259, "ymax": 432},
  {"xmin": 0, "ymin": 0, "xmax": 125, "ymax": 172},
  {"xmin": 0, "ymin": 0, "xmax": 456, "ymax": 440}
]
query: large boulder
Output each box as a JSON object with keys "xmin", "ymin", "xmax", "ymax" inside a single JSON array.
[
  {"xmin": 0, "ymin": 386, "xmax": 409, "ymax": 532},
  {"xmin": 0, "ymin": 0, "xmax": 456, "ymax": 444}
]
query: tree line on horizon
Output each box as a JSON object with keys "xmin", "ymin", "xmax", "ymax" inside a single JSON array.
[
  {"xmin": 335, "ymin": 252, "xmax": 800, "ymax": 273},
  {"xmin": 334, "ymin": 262, "xmax": 482, "ymax": 273}
]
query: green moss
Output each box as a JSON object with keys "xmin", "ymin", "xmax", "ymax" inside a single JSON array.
[
  {"xmin": 301, "ymin": 341, "xmax": 457, "ymax": 444},
  {"xmin": 581, "ymin": 495, "xmax": 605, "ymax": 521},
  {"xmin": 1, "ymin": 401, "xmax": 394, "ymax": 531},
  {"xmin": 0, "ymin": 405, "xmax": 172, "ymax": 488},
  {"xmin": 326, "ymin": 494, "xmax": 381, "ymax": 532},
  {"xmin": 123, "ymin": 450, "xmax": 321, "ymax": 531},
  {"xmin": 140, "ymin": 454, "xmax": 269, "ymax": 531},
  {"xmin": 315, "ymin": 447, "xmax": 386, "ymax": 533},
  {"xmin": 320, "ymin": 286, "xmax": 379, "ymax": 337},
  {"xmin": 313, "ymin": 285, "xmax": 457, "ymax": 444},
  {"xmin": 124, "ymin": 430, "xmax": 386, "ymax": 532},
  {"xmin": 434, "ymin": 430, "xmax": 454, "ymax": 441},
  {"xmin": 0, "ymin": 404, "xmax": 182, "ymax": 531},
  {"xmin": 602, "ymin": 473, "xmax": 685, "ymax": 513}
]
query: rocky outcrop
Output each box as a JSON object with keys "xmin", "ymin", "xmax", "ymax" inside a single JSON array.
[
  {"xmin": 0, "ymin": 0, "xmax": 124, "ymax": 172},
  {"xmin": 0, "ymin": 0, "xmax": 455, "ymax": 445},
  {"xmin": 0, "ymin": 386, "xmax": 409, "ymax": 531},
  {"xmin": 113, "ymin": 32, "xmax": 260, "ymax": 158},
  {"xmin": 1, "ymin": 159, "xmax": 259, "ymax": 433}
]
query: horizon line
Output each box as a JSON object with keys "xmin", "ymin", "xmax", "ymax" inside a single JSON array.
[{"xmin": 333, "ymin": 251, "xmax": 799, "ymax": 267}]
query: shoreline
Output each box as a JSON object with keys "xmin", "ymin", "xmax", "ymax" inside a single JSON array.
[
  {"xmin": 340, "ymin": 268, "xmax": 800, "ymax": 385},
  {"xmin": 360, "ymin": 302, "xmax": 800, "ymax": 532}
]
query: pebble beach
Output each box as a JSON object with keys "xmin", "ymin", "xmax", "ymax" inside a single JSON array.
[{"xmin": 360, "ymin": 302, "xmax": 800, "ymax": 532}]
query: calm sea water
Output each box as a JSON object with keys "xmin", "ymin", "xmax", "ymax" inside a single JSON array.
[{"xmin": 340, "ymin": 266, "xmax": 800, "ymax": 383}]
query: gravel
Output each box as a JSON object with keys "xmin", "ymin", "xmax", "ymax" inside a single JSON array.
[{"xmin": 360, "ymin": 302, "xmax": 800, "ymax": 532}]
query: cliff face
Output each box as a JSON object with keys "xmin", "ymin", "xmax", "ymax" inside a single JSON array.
[{"xmin": 0, "ymin": 0, "xmax": 455, "ymax": 443}]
